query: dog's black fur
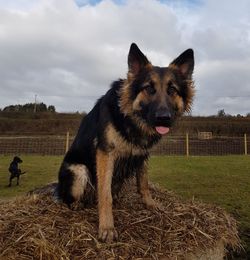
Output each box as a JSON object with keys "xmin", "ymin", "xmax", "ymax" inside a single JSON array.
[
  {"xmin": 8, "ymin": 156, "xmax": 25, "ymax": 187},
  {"xmin": 58, "ymin": 81, "xmax": 160, "ymax": 204},
  {"xmin": 58, "ymin": 43, "xmax": 195, "ymax": 242}
]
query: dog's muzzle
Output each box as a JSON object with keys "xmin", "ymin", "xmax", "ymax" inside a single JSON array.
[{"xmin": 154, "ymin": 109, "xmax": 173, "ymax": 135}]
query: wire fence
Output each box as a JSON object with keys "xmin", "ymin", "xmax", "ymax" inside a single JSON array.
[
  {"xmin": 0, "ymin": 133, "xmax": 249, "ymax": 156},
  {"xmin": 150, "ymin": 134, "xmax": 249, "ymax": 156}
]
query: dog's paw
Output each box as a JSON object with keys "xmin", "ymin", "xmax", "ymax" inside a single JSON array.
[
  {"xmin": 143, "ymin": 197, "xmax": 164, "ymax": 211},
  {"xmin": 98, "ymin": 227, "xmax": 118, "ymax": 243}
]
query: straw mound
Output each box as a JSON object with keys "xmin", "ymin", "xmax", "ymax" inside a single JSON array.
[{"xmin": 0, "ymin": 181, "xmax": 240, "ymax": 259}]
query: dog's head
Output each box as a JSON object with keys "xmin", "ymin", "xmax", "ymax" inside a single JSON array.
[
  {"xmin": 13, "ymin": 156, "xmax": 23, "ymax": 164},
  {"xmin": 120, "ymin": 43, "xmax": 194, "ymax": 135}
]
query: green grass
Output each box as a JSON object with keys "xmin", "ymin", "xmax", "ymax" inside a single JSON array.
[
  {"xmin": 0, "ymin": 155, "xmax": 63, "ymax": 198},
  {"xmin": 0, "ymin": 155, "xmax": 250, "ymax": 256},
  {"xmin": 149, "ymin": 156, "xmax": 250, "ymax": 226}
]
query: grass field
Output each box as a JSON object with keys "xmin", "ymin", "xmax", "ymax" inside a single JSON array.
[{"xmin": 0, "ymin": 155, "xmax": 249, "ymax": 257}]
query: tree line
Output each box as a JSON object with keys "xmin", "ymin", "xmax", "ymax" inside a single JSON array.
[
  {"xmin": 216, "ymin": 109, "xmax": 250, "ymax": 118},
  {"xmin": 1, "ymin": 103, "xmax": 56, "ymax": 113}
]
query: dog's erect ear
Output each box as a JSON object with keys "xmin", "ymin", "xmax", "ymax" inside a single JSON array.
[
  {"xmin": 170, "ymin": 49, "xmax": 194, "ymax": 78},
  {"xmin": 128, "ymin": 43, "xmax": 150, "ymax": 76}
]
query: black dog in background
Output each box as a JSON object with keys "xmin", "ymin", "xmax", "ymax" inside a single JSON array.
[{"xmin": 8, "ymin": 156, "xmax": 26, "ymax": 187}]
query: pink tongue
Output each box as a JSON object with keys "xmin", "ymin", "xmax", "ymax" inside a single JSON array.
[{"xmin": 155, "ymin": 126, "xmax": 170, "ymax": 135}]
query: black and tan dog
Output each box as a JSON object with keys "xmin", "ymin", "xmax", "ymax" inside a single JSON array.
[{"xmin": 58, "ymin": 43, "xmax": 194, "ymax": 242}]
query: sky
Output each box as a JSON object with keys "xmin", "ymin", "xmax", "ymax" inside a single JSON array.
[{"xmin": 0, "ymin": 0, "xmax": 250, "ymax": 116}]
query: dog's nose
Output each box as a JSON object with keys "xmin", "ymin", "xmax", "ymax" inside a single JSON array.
[{"xmin": 155, "ymin": 109, "xmax": 171, "ymax": 121}]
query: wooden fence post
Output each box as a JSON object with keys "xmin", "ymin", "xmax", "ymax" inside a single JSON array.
[
  {"xmin": 244, "ymin": 133, "xmax": 247, "ymax": 155},
  {"xmin": 186, "ymin": 133, "xmax": 189, "ymax": 156},
  {"xmin": 65, "ymin": 131, "xmax": 69, "ymax": 153}
]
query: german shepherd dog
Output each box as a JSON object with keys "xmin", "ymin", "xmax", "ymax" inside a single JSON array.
[{"xmin": 58, "ymin": 43, "xmax": 194, "ymax": 242}]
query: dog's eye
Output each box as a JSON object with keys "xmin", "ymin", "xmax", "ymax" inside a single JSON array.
[
  {"xmin": 144, "ymin": 84, "xmax": 156, "ymax": 95},
  {"xmin": 167, "ymin": 84, "xmax": 178, "ymax": 96}
]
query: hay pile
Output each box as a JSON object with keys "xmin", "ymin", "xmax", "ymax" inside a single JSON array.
[{"xmin": 0, "ymin": 181, "xmax": 240, "ymax": 259}]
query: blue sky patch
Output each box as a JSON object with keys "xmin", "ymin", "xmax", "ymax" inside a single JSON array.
[
  {"xmin": 74, "ymin": 0, "xmax": 202, "ymax": 7},
  {"xmin": 75, "ymin": 0, "xmax": 125, "ymax": 7}
]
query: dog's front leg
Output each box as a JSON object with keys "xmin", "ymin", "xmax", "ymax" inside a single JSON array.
[
  {"xmin": 136, "ymin": 163, "xmax": 159, "ymax": 210},
  {"xmin": 96, "ymin": 149, "xmax": 118, "ymax": 243}
]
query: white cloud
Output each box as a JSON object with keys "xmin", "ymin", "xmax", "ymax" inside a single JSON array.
[{"xmin": 0, "ymin": 0, "xmax": 249, "ymax": 115}]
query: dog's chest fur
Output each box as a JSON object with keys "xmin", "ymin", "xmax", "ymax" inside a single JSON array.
[{"xmin": 105, "ymin": 123, "xmax": 148, "ymax": 157}]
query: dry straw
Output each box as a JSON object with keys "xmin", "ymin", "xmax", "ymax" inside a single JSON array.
[{"xmin": 0, "ymin": 181, "xmax": 240, "ymax": 259}]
